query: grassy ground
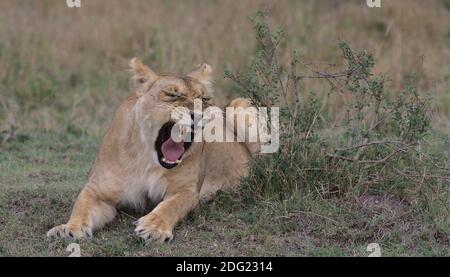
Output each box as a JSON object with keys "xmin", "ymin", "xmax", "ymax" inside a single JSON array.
[{"xmin": 0, "ymin": 132, "xmax": 448, "ymax": 257}]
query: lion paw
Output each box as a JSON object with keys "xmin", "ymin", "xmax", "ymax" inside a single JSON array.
[
  {"xmin": 47, "ymin": 223, "xmax": 92, "ymax": 240},
  {"xmin": 134, "ymin": 213, "xmax": 173, "ymax": 243}
]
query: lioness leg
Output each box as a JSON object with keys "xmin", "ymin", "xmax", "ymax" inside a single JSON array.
[
  {"xmin": 135, "ymin": 189, "xmax": 198, "ymax": 243},
  {"xmin": 47, "ymin": 185, "xmax": 117, "ymax": 239}
]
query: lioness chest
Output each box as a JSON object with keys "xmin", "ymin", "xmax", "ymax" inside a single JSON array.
[{"xmin": 118, "ymin": 164, "xmax": 167, "ymax": 211}]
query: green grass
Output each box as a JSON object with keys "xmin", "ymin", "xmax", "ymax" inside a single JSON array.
[{"xmin": 0, "ymin": 132, "xmax": 448, "ymax": 257}]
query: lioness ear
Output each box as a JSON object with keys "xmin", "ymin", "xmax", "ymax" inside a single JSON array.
[
  {"xmin": 129, "ymin": 57, "xmax": 158, "ymax": 92},
  {"xmin": 187, "ymin": 63, "xmax": 213, "ymax": 90}
]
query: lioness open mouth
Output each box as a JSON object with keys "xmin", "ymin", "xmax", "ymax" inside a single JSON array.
[{"xmin": 155, "ymin": 121, "xmax": 193, "ymax": 169}]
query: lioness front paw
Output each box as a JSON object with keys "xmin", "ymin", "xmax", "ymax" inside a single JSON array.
[
  {"xmin": 134, "ymin": 213, "xmax": 173, "ymax": 243},
  {"xmin": 47, "ymin": 224, "xmax": 93, "ymax": 240}
]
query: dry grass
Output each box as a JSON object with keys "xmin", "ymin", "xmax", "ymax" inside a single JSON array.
[{"xmin": 0, "ymin": 0, "xmax": 449, "ymax": 135}]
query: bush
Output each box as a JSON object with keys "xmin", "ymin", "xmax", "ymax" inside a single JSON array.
[{"xmin": 225, "ymin": 12, "xmax": 449, "ymax": 203}]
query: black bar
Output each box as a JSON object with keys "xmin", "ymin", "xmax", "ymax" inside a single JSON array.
[{"xmin": 1, "ymin": 257, "xmax": 449, "ymax": 275}]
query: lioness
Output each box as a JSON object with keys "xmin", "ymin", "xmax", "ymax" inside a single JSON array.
[{"xmin": 47, "ymin": 58, "xmax": 256, "ymax": 242}]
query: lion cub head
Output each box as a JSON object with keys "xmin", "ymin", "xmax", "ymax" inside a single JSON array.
[{"xmin": 129, "ymin": 58, "xmax": 213, "ymax": 169}]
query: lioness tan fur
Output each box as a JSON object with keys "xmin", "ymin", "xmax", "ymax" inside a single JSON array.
[{"xmin": 47, "ymin": 58, "xmax": 256, "ymax": 242}]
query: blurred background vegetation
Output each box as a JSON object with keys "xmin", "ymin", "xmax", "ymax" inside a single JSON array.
[{"xmin": 0, "ymin": 0, "xmax": 449, "ymax": 136}]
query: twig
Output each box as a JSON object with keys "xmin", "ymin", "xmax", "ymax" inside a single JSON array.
[
  {"xmin": 325, "ymin": 152, "xmax": 356, "ymax": 162},
  {"xmin": 305, "ymin": 108, "xmax": 321, "ymax": 140},
  {"xmin": 278, "ymin": 210, "xmax": 339, "ymax": 224},
  {"xmin": 413, "ymin": 167, "xmax": 427, "ymax": 193},
  {"xmin": 359, "ymin": 148, "xmax": 404, "ymax": 164},
  {"xmin": 120, "ymin": 211, "xmax": 138, "ymax": 220},
  {"xmin": 325, "ymin": 147, "xmax": 405, "ymax": 165},
  {"xmin": 291, "ymin": 59, "xmax": 301, "ymax": 128},
  {"xmin": 335, "ymin": 140, "xmax": 416, "ymax": 152}
]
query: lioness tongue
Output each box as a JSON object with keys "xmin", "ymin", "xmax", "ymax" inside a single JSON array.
[{"xmin": 161, "ymin": 137, "xmax": 185, "ymax": 162}]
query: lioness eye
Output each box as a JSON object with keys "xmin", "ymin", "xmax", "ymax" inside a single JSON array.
[
  {"xmin": 165, "ymin": 91, "xmax": 178, "ymax": 97},
  {"xmin": 163, "ymin": 89, "xmax": 181, "ymax": 99}
]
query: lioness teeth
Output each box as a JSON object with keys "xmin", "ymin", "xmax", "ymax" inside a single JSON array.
[
  {"xmin": 179, "ymin": 125, "xmax": 185, "ymax": 138},
  {"xmin": 162, "ymin": 157, "xmax": 182, "ymax": 164},
  {"xmin": 162, "ymin": 157, "xmax": 174, "ymax": 164}
]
